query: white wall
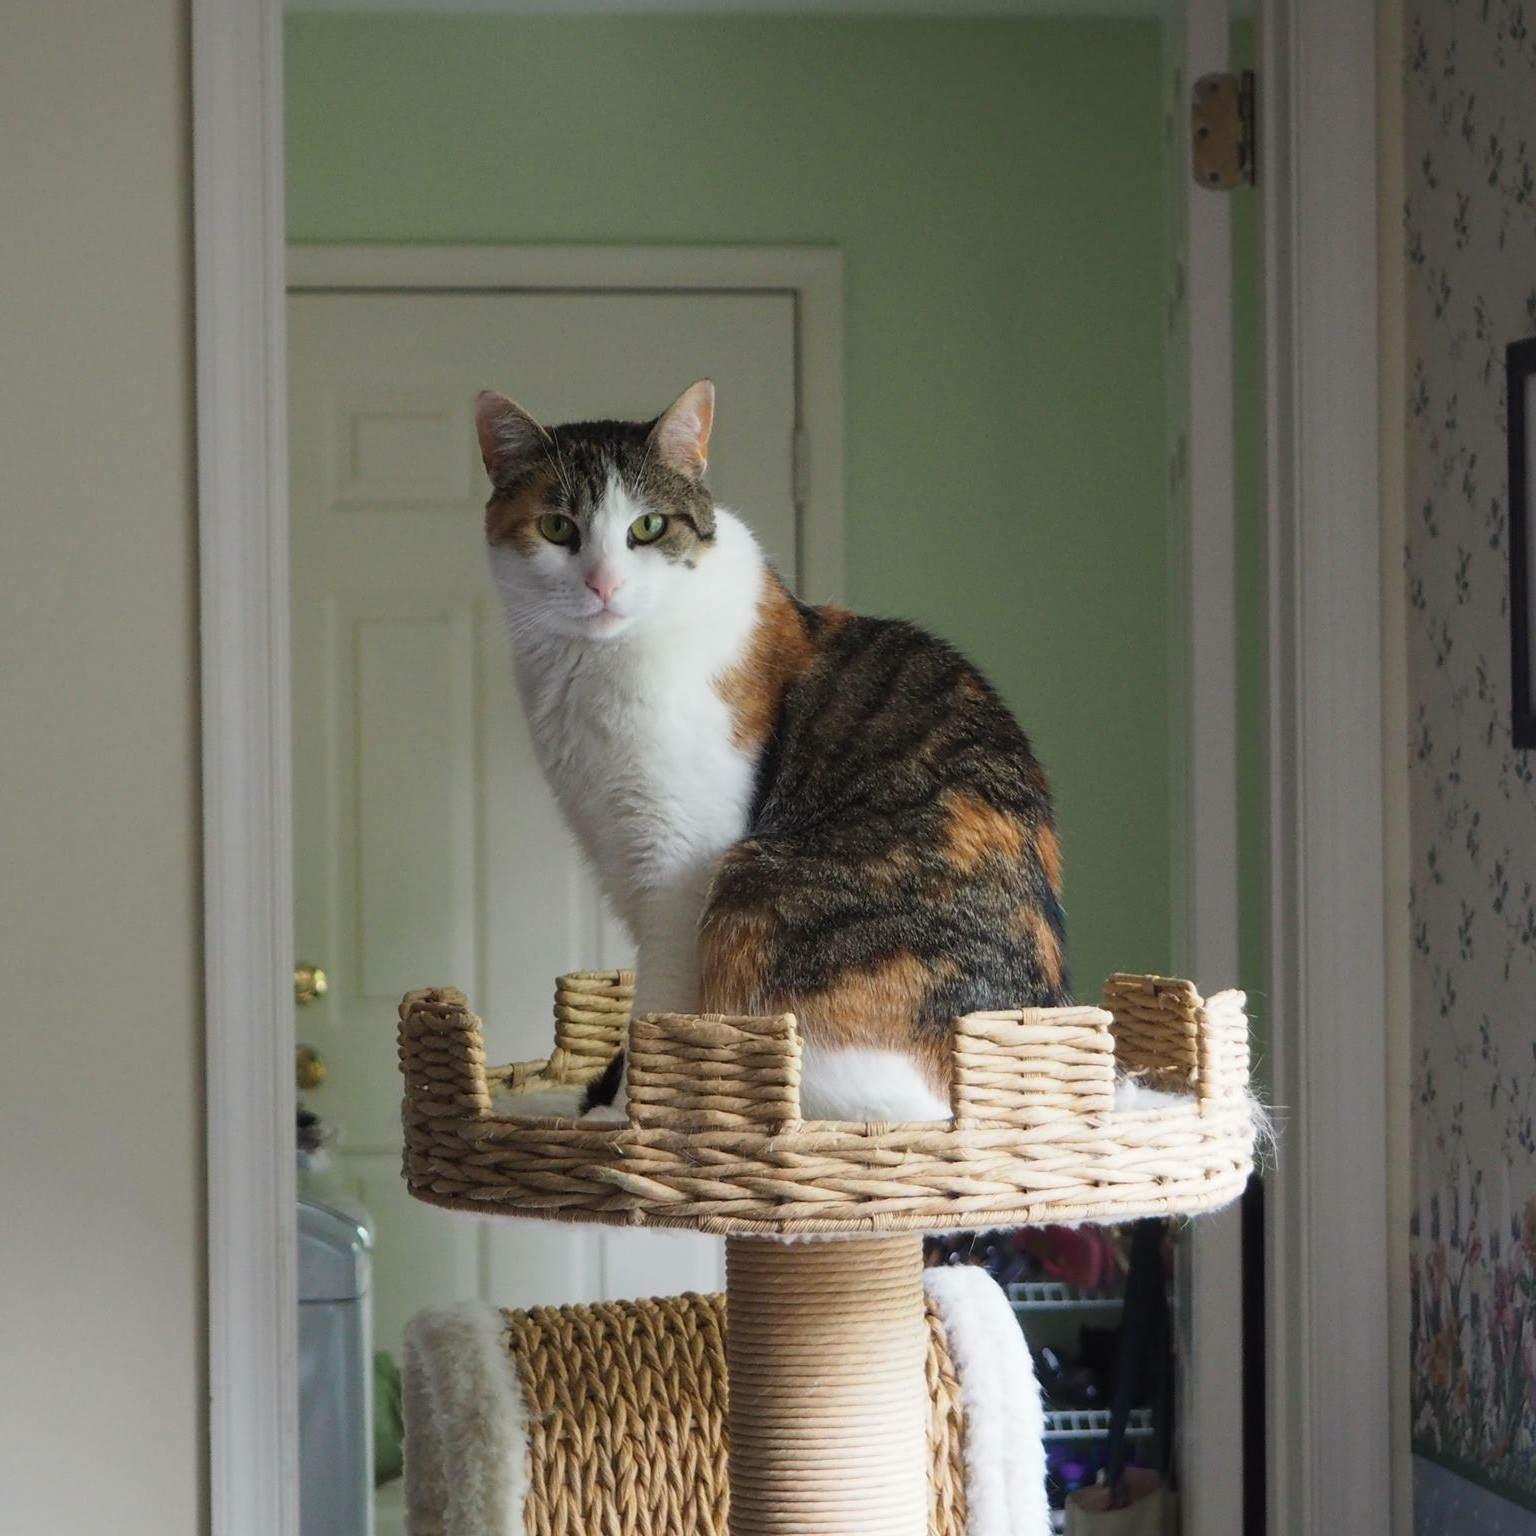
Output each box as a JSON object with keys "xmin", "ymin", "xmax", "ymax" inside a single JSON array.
[{"xmin": 0, "ymin": 3, "xmax": 206, "ymax": 1531}]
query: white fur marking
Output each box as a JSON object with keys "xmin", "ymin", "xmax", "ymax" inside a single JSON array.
[
  {"xmin": 1112, "ymin": 1077, "xmax": 1194, "ymax": 1113},
  {"xmin": 923, "ymin": 1265, "xmax": 1051, "ymax": 1536},
  {"xmin": 799, "ymin": 1044, "xmax": 952, "ymax": 1123},
  {"xmin": 489, "ymin": 496, "xmax": 766, "ymax": 1021}
]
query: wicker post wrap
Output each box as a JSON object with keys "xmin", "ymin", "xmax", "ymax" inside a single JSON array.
[
  {"xmin": 726, "ymin": 1236, "xmax": 929, "ymax": 1536},
  {"xmin": 488, "ymin": 1288, "xmax": 967, "ymax": 1536}
]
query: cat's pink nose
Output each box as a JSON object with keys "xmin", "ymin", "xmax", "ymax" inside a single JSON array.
[{"xmin": 585, "ymin": 567, "xmax": 624, "ymax": 604}]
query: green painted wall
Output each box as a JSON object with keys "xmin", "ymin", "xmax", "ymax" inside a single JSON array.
[{"xmin": 287, "ymin": 14, "xmax": 1172, "ymax": 996}]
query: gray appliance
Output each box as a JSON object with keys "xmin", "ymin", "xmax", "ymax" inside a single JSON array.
[{"xmin": 298, "ymin": 1195, "xmax": 375, "ymax": 1536}]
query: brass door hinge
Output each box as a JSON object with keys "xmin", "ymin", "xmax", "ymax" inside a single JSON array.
[{"xmin": 1191, "ymin": 70, "xmax": 1256, "ymax": 190}]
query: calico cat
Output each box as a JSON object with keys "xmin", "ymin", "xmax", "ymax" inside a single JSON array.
[{"xmin": 479, "ymin": 380, "xmax": 1068, "ymax": 1123}]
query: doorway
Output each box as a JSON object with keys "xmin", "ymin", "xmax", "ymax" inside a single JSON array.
[
  {"xmin": 192, "ymin": 3, "xmax": 1394, "ymax": 1536},
  {"xmin": 285, "ymin": 9, "xmax": 1245, "ymax": 1526}
]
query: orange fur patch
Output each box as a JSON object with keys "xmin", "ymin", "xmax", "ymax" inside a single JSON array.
[
  {"xmin": 785, "ymin": 950, "xmax": 952, "ymax": 1100},
  {"xmin": 940, "ymin": 790, "xmax": 1027, "ymax": 870},
  {"xmin": 485, "ymin": 474, "xmax": 555, "ymax": 551},
  {"xmin": 1035, "ymin": 824, "xmax": 1063, "ymax": 890},
  {"xmin": 1018, "ymin": 906, "xmax": 1065, "ymax": 994},
  {"xmin": 698, "ymin": 901, "xmax": 776, "ymax": 1015},
  {"xmin": 715, "ymin": 581, "xmax": 821, "ymax": 751}
]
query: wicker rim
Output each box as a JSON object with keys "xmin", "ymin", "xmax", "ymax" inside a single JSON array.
[{"xmin": 398, "ymin": 970, "xmax": 1255, "ymax": 1236}]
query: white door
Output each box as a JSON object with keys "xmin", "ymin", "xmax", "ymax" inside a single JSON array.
[
  {"xmin": 1164, "ymin": 2, "xmax": 1246, "ymax": 1532},
  {"xmin": 288, "ymin": 287, "xmax": 799, "ymax": 1366}
]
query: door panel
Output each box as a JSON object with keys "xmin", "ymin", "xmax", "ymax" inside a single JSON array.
[{"xmin": 291, "ymin": 287, "xmax": 799, "ymax": 1358}]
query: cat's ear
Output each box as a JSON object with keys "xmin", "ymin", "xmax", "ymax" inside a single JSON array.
[
  {"xmin": 651, "ymin": 379, "xmax": 715, "ymax": 481},
  {"xmin": 475, "ymin": 391, "xmax": 548, "ymax": 485}
]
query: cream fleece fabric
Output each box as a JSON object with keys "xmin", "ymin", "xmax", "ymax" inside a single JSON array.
[
  {"xmin": 923, "ymin": 1264, "xmax": 1051, "ymax": 1536},
  {"xmin": 402, "ymin": 1301, "xmax": 527, "ymax": 1536}
]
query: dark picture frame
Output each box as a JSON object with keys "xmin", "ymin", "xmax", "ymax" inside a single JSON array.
[{"xmin": 1509, "ymin": 337, "xmax": 1536, "ymax": 750}]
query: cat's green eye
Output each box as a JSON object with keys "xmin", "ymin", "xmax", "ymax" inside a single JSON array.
[
  {"xmin": 537, "ymin": 512, "xmax": 577, "ymax": 546},
  {"xmin": 629, "ymin": 512, "xmax": 668, "ymax": 545}
]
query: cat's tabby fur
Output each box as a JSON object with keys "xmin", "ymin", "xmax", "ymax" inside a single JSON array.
[{"xmin": 479, "ymin": 380, "xmax": 1066, "ymax": 1122}]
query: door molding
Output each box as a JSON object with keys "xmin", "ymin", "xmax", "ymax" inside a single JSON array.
[
  {"xmin": 1260, "ymin": 2, "xmax": 1392, "ymax": 1533},
  {"xmin": 1174, "ymin": 4, "xmax": 1244, "ymax": 1532},
  {"xmin": 193, "ymin": 1, "xmax": 297, "ymax": 1533},
  {"xmin": 287, "ymin": 242, "xmax": 844, "ymax": 601}
]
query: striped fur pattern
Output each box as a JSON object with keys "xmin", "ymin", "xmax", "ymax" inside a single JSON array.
[{"xmin": 478, "ymin": 381, "xmax": 1067, "ymax": 1122}]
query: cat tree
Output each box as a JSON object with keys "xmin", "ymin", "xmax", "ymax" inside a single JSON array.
[{"xmin": 398, "ymin": 970, "xmax": 1254, "ymax": 1536}]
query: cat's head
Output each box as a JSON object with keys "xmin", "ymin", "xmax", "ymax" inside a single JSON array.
[{"xmin": 477, "ymin": 380, "xmax": 716, "ymax": 643}]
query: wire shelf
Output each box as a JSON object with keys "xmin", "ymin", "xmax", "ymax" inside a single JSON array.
[
  {"xmin": 1041, "ymin": 1406, "xmax": 1154, "ymax": 1441},
  {"xmin": 1007, "ymin": 1280, "xmax": 1126, "ymax": 1312}
]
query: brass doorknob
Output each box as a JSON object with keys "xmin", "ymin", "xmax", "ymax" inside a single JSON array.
[
  {"xmin": 294, "ymin": 963, "xmax": 329, "ymax": 1007},
  {"xmin": 296, "ymin": 1044, "xmax": 329, "ymax": 1092}
]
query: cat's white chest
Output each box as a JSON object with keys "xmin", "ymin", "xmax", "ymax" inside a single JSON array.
[
  {"xmin": 515, "ymin": 636, "xmax": 756, "ymax": 916},
  {"xmin": 496, "ymin": 509, "xmax": 766, "ymax": 1013}
]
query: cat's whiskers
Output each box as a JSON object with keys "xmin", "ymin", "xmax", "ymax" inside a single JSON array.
[
  {"xmin": 547, "ymin": 432, "xmax": 576, "ymax": 505},
  {"xmin": 633, "ymin": 424, "xmax": 658, "ymax": 496}
]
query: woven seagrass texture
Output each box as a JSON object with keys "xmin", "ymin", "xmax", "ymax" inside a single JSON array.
[
  {"xmin": 630, "ymin": 1013, "xmax": 802, "ymax": 1133},
  {"xmin": 1102, "ymin": 972, "xmax": 1251, "ymax": 1101},
  {"xmin": 950, "ymin": 1007, "xmax": 1115, "ymax": 1129},
  {"xmin": 488, "ymin": 1285, "xmax": 967, "ymax": 1536},
  {"xmin": 923, "ymin": 1294, "xmax": 969, "ymax": 1536},
  {"xmin": 552, "ymin": 970, "xmax": 633, "ymax": 1074},
  {"xmin": 398, "ymin": 970, "xmax": 1255, "ymax": 1236},
  {"xmin": 504, "ymin": 1291, "xmax": 729, "ymax": 1536},
  {"xmin": 497, "ymin": 972, "xmax": 635, "ymax": 1098}
]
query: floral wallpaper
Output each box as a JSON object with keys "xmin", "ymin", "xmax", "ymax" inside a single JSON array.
[{"xmin": 1405, "ymin": 0, "xmax": 1536, "ymax": 1526}]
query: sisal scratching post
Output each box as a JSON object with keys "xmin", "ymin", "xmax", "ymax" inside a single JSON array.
[{"xmin": 725, "ymin": 1235, "xmax": 928, "ymax": 1536}]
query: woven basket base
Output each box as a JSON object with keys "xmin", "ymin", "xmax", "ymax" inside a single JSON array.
[{"xmin": 490, "ymin": 1280, "xmax": 967, "ymax": 1536}]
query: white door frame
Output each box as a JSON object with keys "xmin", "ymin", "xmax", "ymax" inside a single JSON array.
[
  {"xmin": 194, "ymin": 2, "xmax": 1393, "ymax": 1533},
  {"xmin": 1260, "ymin": 3, "xmax": 1393, "ymax": 1534},
  {"xmin": 196, "ymin": 5, "xmax": 845, "ymax": 1521},
  {"xmin": 1174, "ymin": 3, "xmax": 1244, "ymax": 1532}
]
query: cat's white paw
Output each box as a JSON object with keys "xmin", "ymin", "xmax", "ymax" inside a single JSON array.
[
  {"xmin": 579, "ymin": 1080, "xmax": 628, "ymax": 1125},
  {"xmin": 799, "ymin": 1045, "xmax": 953, "ymax": 1124}
]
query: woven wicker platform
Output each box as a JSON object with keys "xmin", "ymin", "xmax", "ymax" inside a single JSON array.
[{"xmin": 398, "ymin": 970, "xmax": 1254, "ymax": 1237}]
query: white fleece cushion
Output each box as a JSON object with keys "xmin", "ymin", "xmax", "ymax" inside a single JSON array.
[
  {"xmin": 402, "ymin": 1300, "xmax": 528, "ymax": 1536},
  {"xmin": 923, "ymin": 1264, "xmax": 1051, "ymax": 1536}
]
